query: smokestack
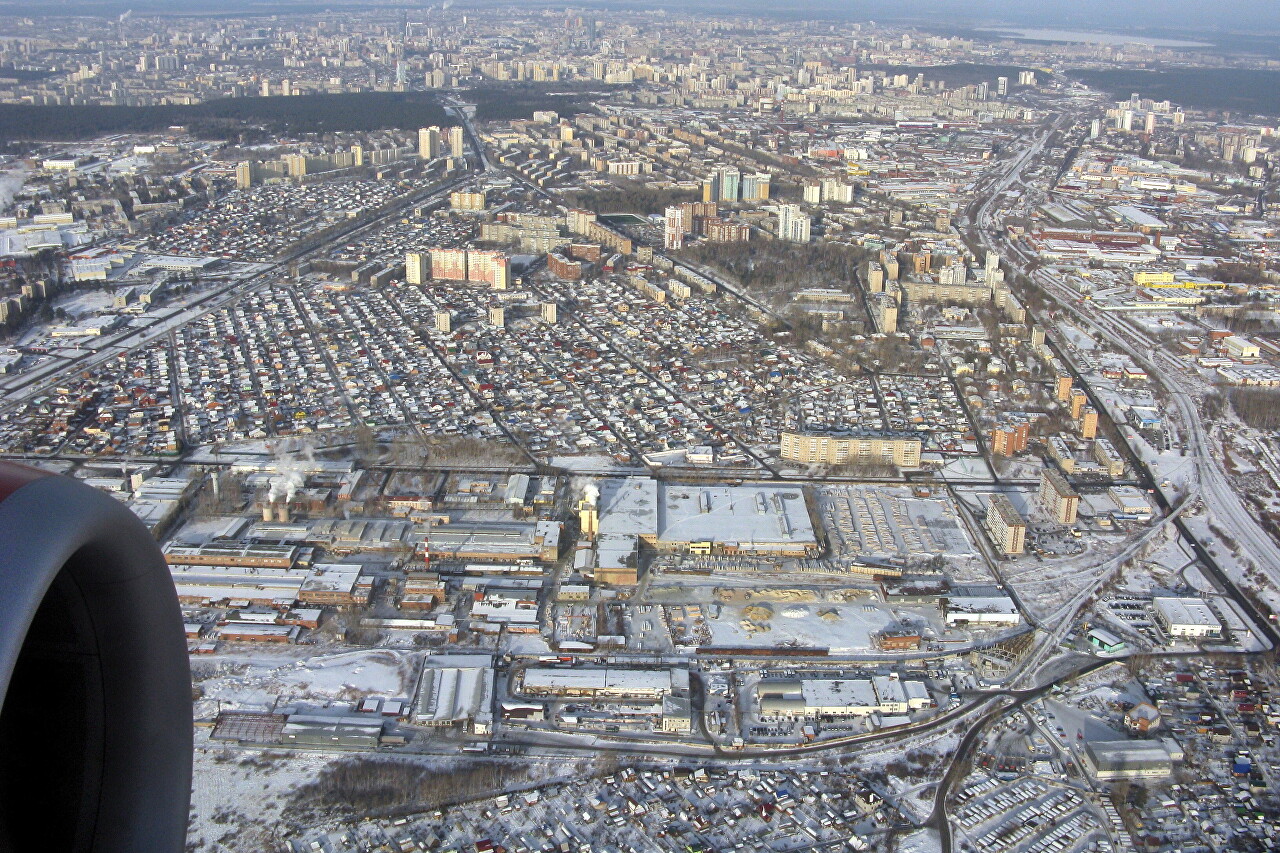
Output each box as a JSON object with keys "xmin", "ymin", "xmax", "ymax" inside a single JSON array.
[
  {"xmin": 274, "ymin": 500, "xmax": 290, "ymax": 524},
  {"xmin": 262, "ymin": 502, "xmax": 274, "ymax": 522}
]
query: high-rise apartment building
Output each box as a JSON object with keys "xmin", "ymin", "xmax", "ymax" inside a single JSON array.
[
  {"xmin": 984, "ymin": 494, "xmax": 1027, "ymax": 556},
  {"xmin": 1080, "ymin": 406, "xmax": 1099, "ymax": 440},
  {"xmin": 664, "ymin": 205, "xmax": 686, "ymax": 251},
  {"xmin": 1055, "ymin": 374, "xmax": 1074, "ymax": 403},
  {"xmin": 468, "ymin": 251, "xmax": 510, "ymax": 290},
  {"xmin": 1038, "ymin": 469, "xmax": 1080, "ymax": 525},
  {"xmin": 1069, "ymin": 388, "xmax": 1088, "ymax": 419},
  {"xmin": 428, "ymin": 248, "xmax": 469, "ymax": 282},
  {"xmin": 991, "ymin": 420, "xmax": 1031, "ymax": 457},
  {"xmin": 702, "ymin": 166, "xmax": 741, "ymax": 203},
  {"xmin": 405, "ymin": 252, "xmax": 429, "ymax": 285},
  {"xmin": 776, "ymin": 204, "xmax": 810, "ymax": 243},
  {"xmin": 742, "ymin": 172, "xmax": 771, "ymax": 201},
  {"xmin": 418, "ymin": 126, "xmax": 442, "ymax": 159}
]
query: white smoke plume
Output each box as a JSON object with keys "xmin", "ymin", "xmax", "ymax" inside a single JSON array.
[
  {"xmin": 0, "ymin": 168, "xmax": 29, "ymax": 212},
  {"xmin": 267, "ymin": 440, "xmax": 315, "ymax": 502}
]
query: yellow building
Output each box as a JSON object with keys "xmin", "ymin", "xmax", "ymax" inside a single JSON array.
[
  {"xmin": 1038, "ymin": 469, "xmax": 1080, "ymax": 525},
  {"xmin": 984, "ymin": 493, "xmax": 1027, "ymax": 556},
  {"xmin": 780, "ymin": 431, "xmax": 922, "ymax": 468},
  {"xmin": 451, "ymin": 190, "xmax": 487, "ymax": 212},
  {"xmin": 1055, "ymin": 373, "xmax": 1074, "ymax": 402},
  {"xmin": 1069, "ymin": 388, "xmax": 1088, "ymax": 419},
  {"xmin": 1080, "ymin": 406, "xmax": 1099, "ymax": 440}
]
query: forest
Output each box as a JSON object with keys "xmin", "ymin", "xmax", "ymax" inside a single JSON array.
[
  {"xmin": 0, "ymin": 93, "xmax": 451, "ymax": 141},
  {"xmin": 1070, "ymin": 68, "xmax": 1280, "ymax": 117},
  {"xmin": 680, "ymin": 240, "xmax": 872, "ymax": 299},
  {"xmin": 1229, "ymin": 388, "xmax": 1280, "ymax": 431},
  {"xmin": 559, "ymin": 186, "xmax": 700, "ymax": 215},
  {"xmin": 0, "ymin": 84, "xmax": 595, "ymax": 141}
]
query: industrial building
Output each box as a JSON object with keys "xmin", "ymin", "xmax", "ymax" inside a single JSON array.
[
  {"xmin": 164, "ymin": 542, "xmax": 298, "ymax": 568},
  {"xmin": 413, "ymin": 654, "xmax": 495, "ymax": 734},
  {"xmin": 1082, "ymin": 740, "xmax": 1176, "ymax": 781},
  {"xmin": 1153, "ymin": 596, "xmax": 1223, "ymax": 639},
  {"xmin": 755, "ymin": 675, "xmax": 931, "ymax": 719},
  {"xmin": 426, "ymin": 520, "xmax": 562, "ymax": 563},
  {"xmin": 518, "ymin": 666, "xmax": 688, "ymax": 699},
  {"xmin": 169, "ymin": 561, "xmax": 365, "ymax": 608},
  {"xmin": 170, "ymin": 565, "xmax": 306, "ymax": 606},
  {"xmin": 297, "ymin": 563, "xmax": 370, "ymax": 606}
]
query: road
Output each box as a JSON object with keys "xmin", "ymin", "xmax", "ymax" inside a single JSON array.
[
  {"xmin": 930, "ymin": 106, "xmax": 1280, "ymax": 853},
  {"xmin": 960, "ymin": 110, "xmax": 1280, "ymax": 646}
]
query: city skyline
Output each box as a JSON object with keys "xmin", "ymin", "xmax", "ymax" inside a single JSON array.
[{"xmin": 0, "ymin": 4, "xmax": 1278, "ymax": 853}]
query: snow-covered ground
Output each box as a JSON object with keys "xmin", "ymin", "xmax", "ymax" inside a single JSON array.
[
  {"xmin": 193, "ymin": 648, "xmax": 420, "ymax": 719},
  {"xmin": 189, "ymin": 729, "xmax": 341, "ymax": 853},
  {"xmin": 892, "ymin": 828, "xmax": 941, "ymax": 852}
]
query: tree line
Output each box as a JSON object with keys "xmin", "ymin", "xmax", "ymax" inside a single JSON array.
[
  {"xmin": 1228, "ymin": 387, "xmax": 1280, "ymax": 430},
  {"xmin": 0, "ymin": 92, "xmax": 453, "ymax": 141}
]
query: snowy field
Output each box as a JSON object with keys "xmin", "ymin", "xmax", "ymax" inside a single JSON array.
[
  {"xmin": 708, "ymin": 600, "xmax": 890, "ymax": 651},
  {"xmin": 193, "ymin": 648, "xmax": 419, "ymax": 718},
  {"xmin": 189, "ymin": 729, "xmax": 341, "ymax": 853}
]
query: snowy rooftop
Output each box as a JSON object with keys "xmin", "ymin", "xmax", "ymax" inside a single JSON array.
[
  {"xmin": 522, "ymin": 666, "xmax": 682, "ymax": 696},
  {"xmin": 1153, "ymin": 596, "xmax": 1221, "ymax": 629},
  {"xmin": 596, "ymin": 477, "xmax": 816, "ymax": 549}
]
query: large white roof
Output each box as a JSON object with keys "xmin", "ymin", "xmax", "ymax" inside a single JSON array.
[{"xmin": 595, "ymin": 477, "xmax": 816, "ymax": 550}]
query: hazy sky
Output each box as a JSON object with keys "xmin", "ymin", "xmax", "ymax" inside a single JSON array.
[{"xmin": 14, "ymin": 0, "xmax": 1280, "ymax": 32}]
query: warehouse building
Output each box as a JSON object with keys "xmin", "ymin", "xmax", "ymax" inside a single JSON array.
[
  {"xmin": 1153, "ymin": 596, "xmax": 1222, "ymax": 639},
  {"xmin": 1109, "ymin": 486, "xmax": 1153, "ymax": 519},
  {"xmin": 943, "ymin": 592, "xmax": 1021, "ymax": 626},
  {"xmin": 413, "ymin": 654, "xmax": 495, "ymax": 734},
  {"xmin": 593, "ymin": 477, "xmax": 819, "ymax": 559},
  {"xmin": 218, "ymin": 622, "xmax": 301, "ymax": 643},
  {"xmin": 1083, "ymin": 740, "xmax": 1176, "ymax": 781},
  {"xmin": 518, "ymin": 666, "xmax": 688, "ymax": 699},
  {"xmin": 281, "ymin": 714, "xmax": 384, "ymax": 749},
  {"xmin": 756, "ymin": 675, "xmax": 931, "ymax": 719}
]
